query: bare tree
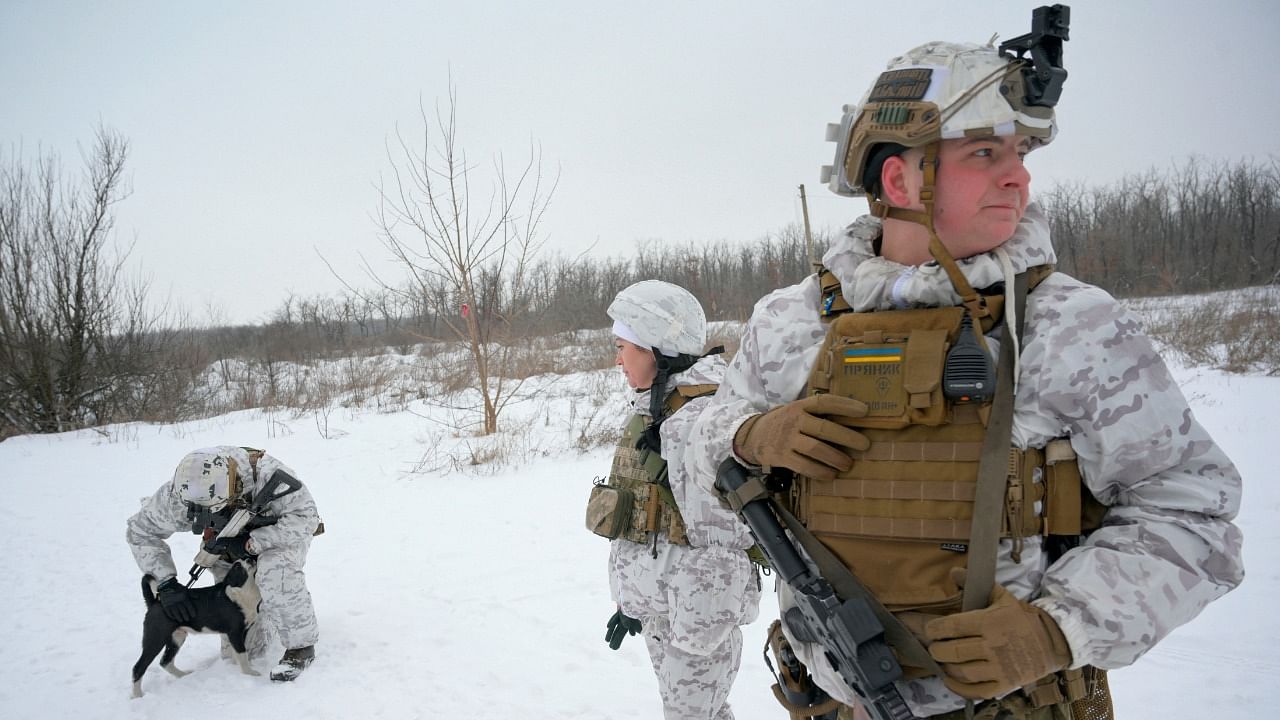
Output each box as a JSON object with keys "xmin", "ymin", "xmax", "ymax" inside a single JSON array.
[
  {"xmin": 0, "ymin": 127, "xmax": 178, "ymax": 437},
  {"xmin": 1042, "ymin": 156, "xmax": 1280, "ymax": 297},
  {"xmin": 362, "ymin": 87, "xmax": 556, "ymax": 434}
]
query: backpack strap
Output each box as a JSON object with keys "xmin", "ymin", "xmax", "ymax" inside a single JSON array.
[
  {"xmin": 817, "ymin": 267, "xmax": 851, "ymax": 319},
  {"xmin": 668, "ymin": 383, "xmax": 719, "ymax": 413}
]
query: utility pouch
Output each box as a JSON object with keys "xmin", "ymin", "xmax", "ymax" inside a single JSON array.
[
  {"xmin": 1070, "ymin": 666, "xmax": 1114, "ymax": 720},
  {"xmin": 812, "ymin": 301, "xmax": 1003, "ymax": 431},
  {"xmin": 586, "ymin": 481, "xmax": 634, "ymax": 539},
  {"xmin": 1018, "ymin": 665, "xmax": 1113, "ymax": 720}
]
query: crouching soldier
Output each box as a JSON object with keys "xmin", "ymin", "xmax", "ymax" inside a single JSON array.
[
  {"xmin": 127, "ymin": 446, "xmax": 322, "ymax": 681},
  {"xmin": 689, "ymin": 11, "xmax": 1243, "ymax": 720}
]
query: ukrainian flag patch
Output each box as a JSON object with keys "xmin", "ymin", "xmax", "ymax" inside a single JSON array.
[{"xmin": 843, "ymin": 347, "xmax": 903, "ymax": 364}]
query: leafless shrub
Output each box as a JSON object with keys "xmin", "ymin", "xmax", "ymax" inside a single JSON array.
[
  {"xmin": 1218, "ymin": 301, "xmax": 1280, "ymax": 374},
  {"xmin": 1133, "ymin": 288, "xmax": 1280, "ymax": 375},
  {"xmin": 1042, "ymin": 156, "xmax": 1279, "ymax": 297}
]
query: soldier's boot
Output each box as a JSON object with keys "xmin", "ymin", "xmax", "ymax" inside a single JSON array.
[{"xmin": 269, "ymin": 645, "xmax": 315, "ymax": 682}]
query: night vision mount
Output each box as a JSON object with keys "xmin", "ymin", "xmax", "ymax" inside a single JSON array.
[{"xmin": 999, "ymin": 4, "xmax": 1070, "ymax": 108}]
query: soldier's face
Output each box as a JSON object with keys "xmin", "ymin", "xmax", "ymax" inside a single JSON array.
[
  {"xmin": 615, "ymin": 338, "xmax": 657, "ymax": 390},
  {"xmin": 909, "ymin": 135, "xmax": 1032, "ymax": 258}
]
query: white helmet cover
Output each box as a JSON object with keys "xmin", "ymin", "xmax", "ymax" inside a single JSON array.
[
  {"xmin": 176, "ymin": 447, "xmax": 251, "ymax": 510},
  {"xmin": 823, "ymin": 41, "xmax": 1057, "ymax": 197},
  {"xmin": 607, "ymin": 280, "xmax": 707, "ymax": 357}
]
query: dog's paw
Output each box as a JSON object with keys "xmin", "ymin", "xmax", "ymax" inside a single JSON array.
[{"xmin": 232, "ymin": 654, "xmax": 260, "ymax": 677}]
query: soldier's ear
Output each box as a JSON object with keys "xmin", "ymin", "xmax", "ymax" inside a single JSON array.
[{"xmin": 880, "ymin": 154, "xmax": 916, "ymax": 208}]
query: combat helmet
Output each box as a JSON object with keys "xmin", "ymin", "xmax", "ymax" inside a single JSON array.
[
  {"xmin": 820, "ymin": 6, "xmax": 1069, "ymax": 317},
  {"xmin": 607, "ymin": 280, "xmax": 707, "ymax": 358},
  {"xmin": 175, "ymin": 446, "xmax": 252, "ymax": 511},
  {"xmin": 608, "ymin": 280, "xmax": 716, "ymax": 453}
]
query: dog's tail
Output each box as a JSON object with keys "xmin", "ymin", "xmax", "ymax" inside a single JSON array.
[{"xmin": 141, "ymin": 574, "xmax": 158, "ymax": 605}]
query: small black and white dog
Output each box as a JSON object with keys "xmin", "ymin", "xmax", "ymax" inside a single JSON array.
[{"xmin": 131, "ymin": 560, "xmax": 261, "ymax": 698}]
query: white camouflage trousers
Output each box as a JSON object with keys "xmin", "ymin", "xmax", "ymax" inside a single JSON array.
[
  {"xmin": 213, "ymin": 535, "xmax": 318, "ymax": 654},
  {"xmin": 642, "ymin": 614, "xmax": 742, "ymax": 720}
]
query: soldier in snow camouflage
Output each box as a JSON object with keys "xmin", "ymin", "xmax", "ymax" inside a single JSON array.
[
  {"xmin": 126, "ymin": 446, "xmax": 322, "ymax": 682},
  {"xmin": 603, "ymin": 281, "xmax": 760, "ymax": 720},
  {"xmin": 687, "ymin": 37, "xmax": 1244, "ymax": 720}
]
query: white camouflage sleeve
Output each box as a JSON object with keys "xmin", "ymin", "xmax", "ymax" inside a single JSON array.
[
  {"xmin": 686, "ymin": 277, "xmax": 827, "ymax": 496},
  {"xmin": 1023, "ymin": 277, "xmax": 1245, "ymax": 669},
  {"xmin": 125, "ymin": 480, "xmax": 189, "ymax": 582},
  {"xmin": 662, "ymin": 390, "xmax": 756, "ymax": 549}
]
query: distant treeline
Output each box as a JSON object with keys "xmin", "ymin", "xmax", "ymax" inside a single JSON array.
[
  {"xmin": 1042, "ymin": 156, "xmax": 1280, "ymax": 296},
  {"xmin": 222, "ymin": 156, "xmax": 1280, "ymax": 364},
  {"xmin": 3, "ymin": 149, "xmax": 1277, "ymax": 438}
]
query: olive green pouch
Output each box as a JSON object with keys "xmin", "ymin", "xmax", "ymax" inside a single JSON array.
[{"xmin": 586, "ymin": 482, "xmax": 634, "ymax": 539}]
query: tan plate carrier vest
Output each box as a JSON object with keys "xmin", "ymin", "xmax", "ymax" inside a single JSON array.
[
  {"xmin": 788, "ymin": 266, "xmax": 1112, "ymax": 719},
  {"xmin": 585, "ymin": 385, "xmax": 718, "ymax": 546}
]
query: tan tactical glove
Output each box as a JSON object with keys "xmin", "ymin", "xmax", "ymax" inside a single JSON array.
[
  {"xmin": 733, "ymin": 395, "xmax": 871, "ymax": 480},
  {"xmin": 923, "ymin": 571, "xmax": 1072, "ymax": 700}
]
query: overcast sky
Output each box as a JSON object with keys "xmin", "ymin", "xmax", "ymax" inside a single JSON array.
[{"xmin": 4, "ymin": 0, "xmax": 1278, "ymax": 325}]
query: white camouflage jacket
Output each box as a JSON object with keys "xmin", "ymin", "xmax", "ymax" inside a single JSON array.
[
  {"xmin": 126, "ymin": 447, "xmax": 321, "ymax": 583},
  {"xmin": 685, "ymin": 204, "xmax": 1244, "ymax": 715},
  {"xmin": 609, "ymin": 354, "xmax": 762, "ymax": 656}
]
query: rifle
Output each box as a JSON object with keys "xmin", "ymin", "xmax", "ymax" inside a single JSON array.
[
  {"xmin": 186, "ymin": 469, "xmax": 302, "ymax": 587},
  {"xmin": 716, "ymin": 459, "xmax": 913, "ymax": 720}
]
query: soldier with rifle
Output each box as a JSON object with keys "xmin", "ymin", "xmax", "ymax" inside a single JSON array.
[
  {"xmin": 688, "ymin": 6, "xmax": 1244, "ymax": 719},
  {"xmin": 127, "ymin": 446, "xmax": 323, "ymax": 682}
]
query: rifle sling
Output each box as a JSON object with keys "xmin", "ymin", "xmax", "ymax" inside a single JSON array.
[
  {"xmin": 962, "ymin": 270, "xmax": 1031, "ymax": 612},
  {"xmin": 774, "ymin": 503, "xmax": 941, "ymax": 675}
]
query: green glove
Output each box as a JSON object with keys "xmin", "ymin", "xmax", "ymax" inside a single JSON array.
[{"xmin": 605, "ymin": 608, "xmax": 642, "ymax": 650}]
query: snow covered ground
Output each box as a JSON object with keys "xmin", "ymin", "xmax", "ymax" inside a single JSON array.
[{"xmin": 0, "ymin": 355, "xmax": 1275, "ymax": 718}]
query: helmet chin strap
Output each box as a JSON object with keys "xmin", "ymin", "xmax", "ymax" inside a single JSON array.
[
  {"xmin": 868, "ymin": 141, "xmax": 992, "ymax": 346},
  {"xmin": 639, "ymin": 345, "xmax": 725, "ymax": 455}
]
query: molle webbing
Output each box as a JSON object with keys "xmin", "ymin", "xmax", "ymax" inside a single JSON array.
[
  {"xmin": 930, "ymin": 666, "xmax": 1112, "ymax": 720},
  {"xmin": 604, "ymin": 385, "xmax": 717, "ymax": 546},
  {"xmin": 608, "ymin": 413, "xmax": 688, "ymax": 545},
  {"xmin": 797, "ymin": 266, "xmax": 1089, "ymax": 613},
  {"xmin": 800, "ymin": 434, "xmax": 1050, "ymax": 543}
]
